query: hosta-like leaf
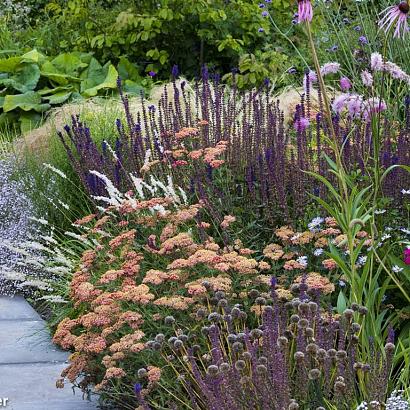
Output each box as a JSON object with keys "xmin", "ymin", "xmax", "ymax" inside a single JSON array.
[
  {"xmin": 3, "ymin": 91, "xmax": 50, "ymax": 112},
  {"xmin": 0, "ymin": 63, "xmax": 41, "ymax": 93},
  {"xmin": 41, "ymin": 61, "xmax": 80, "ymax": 86},
  {"xmin": 0, "ymin": 56, "xmax": 22, "ymax": 72},
  {"xmin": 81, "ymin": 64, "xmax": 118, "ymax": 97},
  {"xmin": 80, "ymin": 58, "xmax": 105, "ymax": 92},
  {"xmin": 51, "ymin": 53, "xmax": 88, "ymax": 77},
  {"xmin": 43, "ymin": 90, "xmax": 73, "ymax": 105}
]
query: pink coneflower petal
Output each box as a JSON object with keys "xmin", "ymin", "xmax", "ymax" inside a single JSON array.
[
  {"xmin": 379, "ymin": 2, "xmax": 409, "ymax": 38},
  {"xmin": 297, "ymin": 0, "xmax": 313, "ymax": 23}
]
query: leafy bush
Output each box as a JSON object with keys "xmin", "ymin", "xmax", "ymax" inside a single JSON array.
[
  {"xmin": 0, "ymin": 49, "xmax": 146, "ymax": 132},
  {"xmin": 31, "ymin": 0, "xmax": 301, "ymax": 87}
]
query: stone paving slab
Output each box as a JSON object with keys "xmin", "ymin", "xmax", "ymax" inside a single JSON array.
[
  {"xmin": 0, "ymin": 295, "xmax": 41, "ymax": 320},
  {"xmin": 0, "ymin": 297, "xmax": 97, "ymax": 409},
  {"xmin": 0, "ymin": 320, "xmax": 68, "ymax": 364},
  {"xmin": 0, "ymin": 363, "xmax": 97, "ymax": 410}
]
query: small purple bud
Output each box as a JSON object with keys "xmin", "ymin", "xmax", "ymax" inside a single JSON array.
[
  {"xmin": 259, "ymin": 3, "xmax": 265, "ymax": 7},
  {"xmin": 262, "ymin": 10, "xmax": 268, "ymax": 17},
  {"xmin": 134, "ymin": 383, "xmax": 142, "ymax": 395},
  {"xmin": 148, "ymin": 70, "xmax": 156, "ymax": 77},
  {"xmin": 172, "ymin": 64, "xmax": 179, "ymax": 78},
  {"xmin": 358, "ymin": 36, "xmax": 368, "ymax": 45},
  {"xmin": 258, "ymin": 27, "xmax": 264, "ymax": 32}
]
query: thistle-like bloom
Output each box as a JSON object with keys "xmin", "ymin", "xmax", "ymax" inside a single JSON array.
[
  {"xmin": 294, "ymin": 117, "xmax": 310, "ymax": 132},
  {"xmin": 340, "ymin": 77, "xmax": 352, "ymax": 91},
  {"xmin": 379, "ymin": 2, "xmax": 410, "ymax": 39},
  {"xmin": 297, "ymin": 0, "xmax": 313, "ymax": 23},
  {"xmin": 405, "ymin": 248, "xmax": 410, "ymax": 265}
]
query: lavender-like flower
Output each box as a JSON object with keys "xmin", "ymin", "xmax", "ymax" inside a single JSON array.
[
  {"xmin": 379, "ymin": 1, "xmax": 410, "ymax": 39},
  {"xmin": 297, "ymin": 0, "xmax": 313, "ymax": 23},
  {"xmin": 340, "ymin": 77, "xmax": 352, "ymax": 91}
]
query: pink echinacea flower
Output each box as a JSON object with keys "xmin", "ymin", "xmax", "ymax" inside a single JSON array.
[
  {"xmin": 379, "ymin": 2, "xmax": 410, "ymax": 39},
  {"xmin": 297, "ymin": 0, "xmax": 313, "ymax": 23}
]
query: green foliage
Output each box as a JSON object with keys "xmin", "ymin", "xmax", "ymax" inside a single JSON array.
[
  {"xmin": 33, "ymin": 0, "xmax": 300, "ymax": 86},
  {"xmin": 0, "ymin": 49, "xmax": 145, "ymax": 132}
]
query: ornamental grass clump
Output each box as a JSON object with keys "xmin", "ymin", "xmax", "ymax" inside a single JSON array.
[{"xmin": 140, "ymin": 283, "xmax": 396, "ymax": 410}]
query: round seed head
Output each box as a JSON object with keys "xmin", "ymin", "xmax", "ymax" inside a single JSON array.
[
  {"xmin": 290, "ymin": 314, "xmax": 300, "ymax": 323},
  {"xmin": 164, "ymin": 315, "xmax": 175, "ymax": 325},
  {"xmin": 298, "ymin": 302, "xmax": 310, "ymax": 315},
  {"xmin": 351, "ymin": 303, "xmax": 359, "ymax": 311},
  {"xmin": 255, "ymin": 296, "xmax": 266, "ymax": 305},
  {"xmin": 343, "ymin": 308, "xmax": 354, "ymax": 320},
  {"xmin": 358, "ymin": 306, "xmax": 368, "ymax": 315},
  {"xmin": 308, "ymin": 301, "xmax": 318, "ymax": 313},
  {"xmin": 298, "ymin": 318, "xmax": 309, "ymax": 328},
  {"xmin": 173, "ymin": 339, "xmax": 184, "ymax": 349},
  {"xmin": 336, "ymin": 350, "xmax": 347, "ymax": 360},
  {"xmin": 219, "ymin": 362, "xmax": 230, "ymax": 372},
  {"xmin": 249, "ymin": 289, "xmax": 259, "ymax": 299},
  {"xmin": 327, "ymin": 349, "xmax": 337, "ymax": 358},
  {"xmin": 288, "ymin": 402, "xmax": 299, "ymax": 410},
  {"xmin": 277, "ymin": 336, "xmax": 289, "ymax": 349},
  {"xmin": 242, "ymin": 351, "xmax": 252, "ymax": 361},
  {"xmin": 256, "ymin": 364, "xmax": 267, "ymax": 374},
  {"xmin": 294, "ymin": 351, "xmax": 305, "ymax": 362},
  {"xmin": 232, "ymin": 341, "xmax": 244, "ymax": 352},
  {"xmin": 306, "ymin": 343, "xmax": 318, "ymax": 355},
  {"xmin": 385, "ymin": 342, "xmax": 395, "ymax": 353},
  {"xmin": 235, "ymin": 359, "xmax": 246, "ymax": 371},
  {"xmin": 218, "ymin": 299, "xmax": 228, "ymax": 308},
  {"xmin": 155, "ymin": 333, "xmax": 165, "ymax": 343},
  {"xmin": 308, "ymin": 368, "xmax": 321, "ymax": 380},
  {"xmin": 137, "ymin": 368, "xmax": 147, "ymax": 378},
  {"xmin": 207, "ymin": 365, "xmax": 219, "ymax": 376},
  {"xmin": 196, "ymin": 308, "xmax": 207, "ymax": 319},
  {"xmin": 352, "ymin": 322, "xmax": 361, "ymax": 333},
  {"xmin": 215, "ymin": 290, "xmax": 225, "ymax": 299},
  {"xmin": 305, "ymin": 327, "xmax": 314, "ymax": 338},
  {"xmin": 178, "ymin": 334, "xmax": 188, "ymax": 343},
  {"xmin": 258, "ymin": 356, "xmax": 268, "ymax": 365}
]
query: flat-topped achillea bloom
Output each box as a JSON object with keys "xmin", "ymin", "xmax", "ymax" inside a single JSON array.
[{"xmin": 379, "ymin": 1, "xmax": 410, "ymax": 38}]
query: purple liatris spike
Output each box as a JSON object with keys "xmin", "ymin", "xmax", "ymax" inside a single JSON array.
[{"xmin": 297, "ymin": 0, "xmax": 313, "ymax": 23}]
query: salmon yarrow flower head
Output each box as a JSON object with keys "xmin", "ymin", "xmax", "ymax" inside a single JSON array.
[{"xmin": 294, "ymin": 272, "xmax": 335, "ymax": 295}]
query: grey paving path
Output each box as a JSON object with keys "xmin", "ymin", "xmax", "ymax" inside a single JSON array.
[{"xmin": 0, "ymin": 296, "xmax": 98, "ymax": 410}]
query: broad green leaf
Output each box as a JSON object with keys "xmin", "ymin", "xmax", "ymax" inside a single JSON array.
[
  {"xmin": 80, "ymin": 58, "xmax": 105, "ymax": 92},
  {"xmin": 0, "ymin": 56, "xmax": 22, "ymax": 72},
  {"xmin": 81, "ymin": 64, "xmax": 118, "ymax": 97},
  {"xmin": 117, "ymin": 57, "xmax": 141, "ymax": 82},
  {"xmin": 123, "ymin": 79, "xmax": 144, "ymax": 95},
  {"xmin": 336, "ymin": 290, "xmax": 347, "ymax": 314},
  {"xmin": 0, "ymin": 63, "xmax": 41, "ymax": 92},
  {"xmin": 43, "ymin": 90, "xmax": 73, "ymax": 105},
  {"xmin": 51, "ymin": 53, "xmax": 88, "ymax": 77},
  {"xmin": 21, "ymin": 49, "xmax": 44, "ymax": 64},
  {"xmin": 41, "ymin": 61, "xmax": 79, "ymax": 85},
  {"xmin": 3, "ymin": 91, "xmax": 50, "ymax": 112},
  {"xmin": 38, "ymin": 85, "xmax": 74, "ymax": 96}
]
